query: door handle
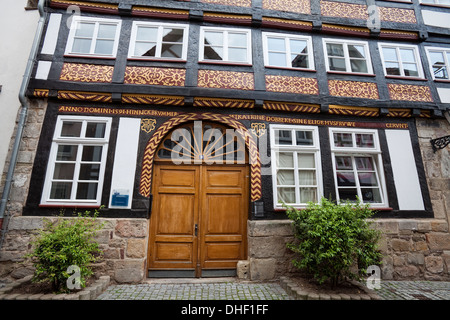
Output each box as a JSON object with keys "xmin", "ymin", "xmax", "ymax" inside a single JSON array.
[{"xmin": 195, "ymin": 224, "xmax": 198, "ymax": 237}]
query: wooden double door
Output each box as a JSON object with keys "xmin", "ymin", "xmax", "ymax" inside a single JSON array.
[{"xmin": 148, "ymin": 164, "xmax": 249, "ymax": 277}]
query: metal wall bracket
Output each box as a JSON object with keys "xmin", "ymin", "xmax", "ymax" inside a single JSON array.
[{"xmin": 430, "ymin": 135, "xmax": 450, "ymax": 153}]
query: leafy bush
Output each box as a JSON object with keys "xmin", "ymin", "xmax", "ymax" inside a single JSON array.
[
  {"xmin": 286, "ymin": 197, "xmax": 382, "ymax": 287},
  {"xmin": 25, "ymin": 210, "xmax": 104, "ymax": 293}
]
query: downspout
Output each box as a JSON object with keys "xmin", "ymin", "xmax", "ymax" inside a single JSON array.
[{"xmin": 0, "ymin": 0, "xmax": 47, "ymax": 236}]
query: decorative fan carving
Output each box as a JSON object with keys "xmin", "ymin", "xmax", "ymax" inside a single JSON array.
[{"xmin": 156, "ymin": 121, "xmax": 247, "ymax": 164}]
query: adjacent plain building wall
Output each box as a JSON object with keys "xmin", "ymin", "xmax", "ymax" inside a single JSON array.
[{"xmin": 0, "ymin": 2, "xmax": 39, "ymax": 178}]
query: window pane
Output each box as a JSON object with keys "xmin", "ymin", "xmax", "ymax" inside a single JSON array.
[
  {"xmin": 268, "ymin": 52, "xmax": 287, "ymax": 67},
  {"xmin": 350, "ymin": 59, "xmax": 368, "ymax": 73},
  {"xmin": 326, "ymin": 43, "xmax": 344, "ymax": 57},
  {"xmin": 79, "ymin": 164, "xmax": 100, "ymax": 180},
  {"xmin": 76, "ymin": 182, "xmax": 98, "ymax": 200},
  {"xmin": 75, "ymin": 22, "xmax": 95, "ymax": 38},
  {"xmin": 429, "ymin": 51, "xmax": 445, "ymax": 65},
  {"xmin": 275, "ymin": 130, "xmax": 292, "ymax": 145},
  {"xmin": 333, "ymin": 132, "xmax": 353, "ymax": 147},
  {"xmin": 338, "ymin": 188, "xmax": 358, "ymax": 201},
  {"xmin": 403, "ymin": 63, "xmax": 419, "ymax": 77},
  {"xmin": 228, "ymin": 33, "xmax": 247, "ymax": 47},
  {"xmin": 267, "ymin": 37, "xmax": 285, "ymax": 50},
  {"xmin": 97, "ymin": 24, "xmax": 116, "ymax": 39},
  {"xmin": 328, "ymin": 57, "xmax": 346, "ymax": 71},
  {"xmin": 134, "ymin": 42, "xmax": 156, "ymax": 57},
  {"xmin": 86, "ymin": 122, "xmax": 106, "ymax": 138},
  {"xmin": 400, "ymin": 48, "xmax": 416, "ymax": 63},
  {"xmin": 358, "ymin": 172, "xmax": 378, "ymax": 187},
  {"xmin": 61, "ymin": 121, "xmax": 82, "ymax": 137},
  {"xmin": 385, "ymin": 62, "xmax": 401, "ymax": 75},
  {"xmin": 277, "ymin": 187, "xmax": 295, "ymax": 203},
  {"xmin": 204, "ymin": 31, "xmax": 223, "ymax": 46},
  {"xmin": 356, "ymin": 134, "xmax": 374, "ymax": 148},
  {"xmin": 228, "ymin": 47, "xmax": 247, "ymax": 62},
  {"xmin": 335, "ymin": 156, "xmax": 353, "ymax": 170},
  {"xmin": 355, "ymin": 157, "xmax": 374, "ymax": 170},
  {"xmin": 136, "ymin": 26, "xmax": 158, "ymax": 41},
  {"xmin": 299, "ymin": 170, "xmax": 316, "ymax": 185},
  {"xmin": 161, "ymin": 43, "xmax": 183, "ymax": 58},
  {"xmin": 382, "ymin": 47, "xmax": 398, "ymax": 61},
  {"xmin": 50, "ymin": 182, "xmax": 72, "ymax": 199},
  {"xmin": 337, "ymin": 172, "xmax": 356, "ymax": 186},
  {"xmin": 296, "ymin": 131, "xmax": 313, "ymax": 146},
  {"xmin": 56, "ymin": 145, "xmax": 78, "ymax": 161},
  {"xmin": 82, "ymin": 146, "xmax": 103, "ymax": 162},
  {"xmin": 94, "ymin": 39, "xmax": 114, "ymax": 55},
  {"xmin": 300, "ymin": 187, "xmax": 317, "ymax": 203},
  {"xmin": 72, "ymin": 38, "xmax": 92, "ymax": 53},
  {"xmin": 162, "ymin": 28, "xmax": 184, "ymax": 43},
  {"xmin": 276, "ymin": 152, "xmax": 294, "ymax": 168},
  {"xmin": 362, "ymin": 188, "xmax": 381, "ymax": 203},
  {"xmin": 298, "ymin": 154, "xmax": 315, "ymax": 168},
  {"xmin": 53, "ymin": 163, "xmax": 75, "ymax": 180},
  {"xmin": 290, "ymin": 39, "xmax": 307, "ymax": 54},
  {"xmin": 277, "ymin": 170, "xmax": 295, "ymax": 185},
  {"xmin": 348, "ymin": 45, "xmax": 366, "ymax": 58},
  {"xmin": 204, "ymin": 46, "xmax": 223, "ymax": 60}
]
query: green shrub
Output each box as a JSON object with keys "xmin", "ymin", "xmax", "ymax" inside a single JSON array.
[
  {"xmin": 25, "ymin": 210, "xmax": 104, "ymax": 293},
  {"xmin": 286, "ymin": 197, "xmax": 382, "ymax": 287}
]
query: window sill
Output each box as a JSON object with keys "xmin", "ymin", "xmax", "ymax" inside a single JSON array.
[
  {"xmin": 198, "ymin": 60, "xmax": 253, "ymax": 67},
  {"xmin": 274, "ymin": 207, "xmax": 393, "ymax": 212},
  {"xmin": 385, "ymin": 75, "xmax": 427, "ymax": 81},
  {"xmin": 127, "ymin": 57, "xmax": 187, "ymax": 63},
  {"xmin": 265, "ymin": 65, "xmax": 316, "ymax": 72},
  {"xmin": 327, "ymin": 71, "xmax": 376, "ymax": 77},
  {"xmin": 420, "ymin": 3, "xmax": 450, "ymax": 9},
  {"xmin": 39, "ymin": 204, "xmax": 101, "ymax": 209},
  {"xmin": 434, "ymin": 79, "xmax": 450, "ymax": 83}
]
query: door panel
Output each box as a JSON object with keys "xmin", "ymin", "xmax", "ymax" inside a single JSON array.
[
  {"xmin": 148, "ymin": 165, "xmax": 199, "ymax": 269},
  {"xmin": 148, "ymin": 164, "xmax": 248, "ymax": 276},
  {"xmin": 201, "ymin": 166, "xmax": 248, "ymax": 271}
]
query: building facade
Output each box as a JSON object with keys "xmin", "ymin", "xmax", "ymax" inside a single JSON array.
[{"xmin": 0, "ymin": 0, "xmax": 449, "ymax": 283}]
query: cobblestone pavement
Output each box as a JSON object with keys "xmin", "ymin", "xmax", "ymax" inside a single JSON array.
[
  {"xmin": 97, "ymin": 279, "xmax": 293, "ymax": 300},
  {"xmin": 376, "ymin": 280, "xmax": 450, "ymax": 300},
  {"xmin": 97, "ymin": 278, "xmax": 450, "ymax": 300}
]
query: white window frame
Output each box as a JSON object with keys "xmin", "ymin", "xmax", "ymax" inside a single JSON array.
[
  {"xmin": 128, "ymin": 21, "xmax": 189, "ymax": 61},
  {"xmin": 270, "ymin": 125, "xmax": 323, "ymax": 209},
  {"xmin": 329, "ymin": 128, "xmax": 388, "ymax": 208},
  {"xmin": 378, "ymin": 43, "xmax": 425, "ymax": 78},
  {"xmin": 199, "ymin": 26, "xmax": 252, "ymax": 64},
  {"xmin": 65, "ymin": 16, "xmax": 122, "ymax": 58},
  {"xmin": 41, "ymin": 116, "xmax": 112, "ymax": 207},
  {"xmin": 262, "ymin": 32, "xmax": 315, "ymax": 70},
  {"xmin": 425, "ymin": 46, "xmax": 450, "ymax": 80},
  {"xmin": 323, "ymin": 38, "xmax": 373, "ymax": 74}
]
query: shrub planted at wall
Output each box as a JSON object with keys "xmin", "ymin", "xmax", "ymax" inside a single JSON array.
[{"xmin": 286, "ymin": 198, "xmax": 383, "ymax": 288}]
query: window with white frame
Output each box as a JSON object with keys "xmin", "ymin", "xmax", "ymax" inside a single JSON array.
[
  {"xmin": 323, "ymin": 39, "xmax": 373, "ymax": 74},
  {"xmin": 425, "ymin": 47, "xmax": 450, "ymax": 80},
  {"xmin": 128, "ymin": 22, "xmax": 189, "ymax": 60},
  {"xmin": 329, "ymin": 128, "xmax": 387, "ymax": 207},
  {"xmin": 65, "ymin": 17, "xmax": 121, "ymax": 58},
  {"xmin": 41, "ymin": 116, "xmax": 112, "ymax": 206},
  {"xmin": 420, "ymin": 0, "xmax": 450, "ymax": 7},
  {"xmin": 270, "ymin": 125, "xmax": 322, "ymax": 208},
  {"xmin": 379, "ymin": 43, "xmax": 424, "ymax": 78},
  {"xmin": 262, "ymin": 32, "xmax": 314, "ymax": 70},
  {"xmin": 199, "ymin": 27, "xmax": 252, "ymax": 64}
]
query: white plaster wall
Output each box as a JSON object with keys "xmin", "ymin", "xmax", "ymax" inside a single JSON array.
[{"xmin": 0, "ymin": 1, "xmax": 39, "ymax": 176}]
